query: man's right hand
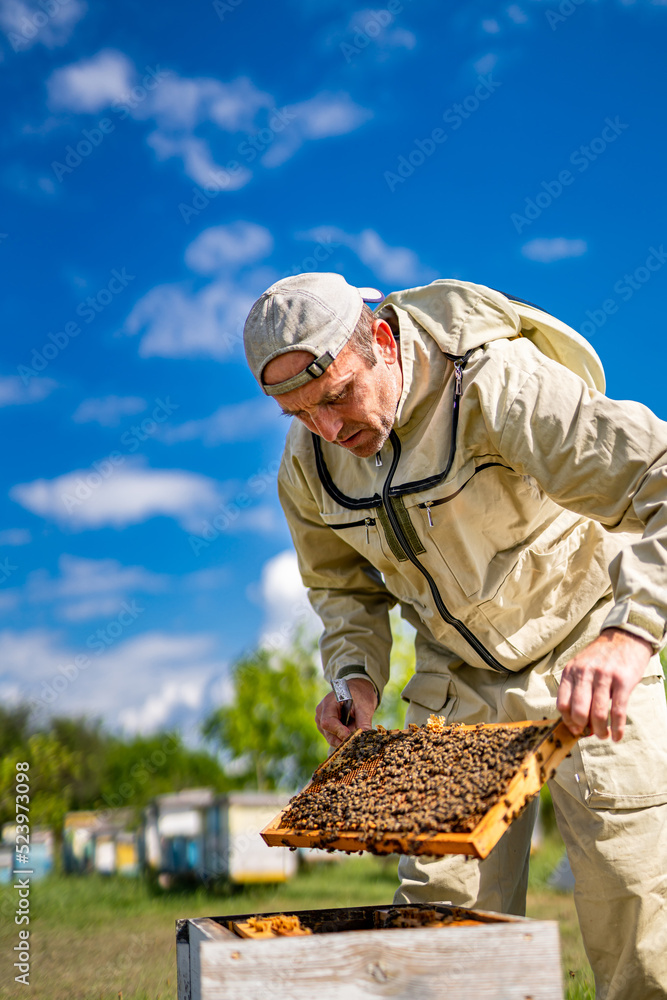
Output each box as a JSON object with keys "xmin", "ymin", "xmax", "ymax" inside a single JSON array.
[{"xmin": 315, "ymin": 677, "xmax": 378, "ymax": 748}]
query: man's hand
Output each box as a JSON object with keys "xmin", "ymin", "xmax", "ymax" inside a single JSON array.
[
  {"xmin": 315, "ymin": 677, "xmax": 378, "ymax": 748},
  {"xmin": 556, "ymin": 627, "xmax": 653, "ymax": 741}
]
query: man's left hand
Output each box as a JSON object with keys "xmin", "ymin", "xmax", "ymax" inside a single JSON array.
[{"xmin": 556, "ymin": 627, "xmax": 653, "ymax": 741}]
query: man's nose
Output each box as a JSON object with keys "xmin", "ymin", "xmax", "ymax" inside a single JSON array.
[{"xmin": 312, "ymin": 409, "xmax": 343, "ymax": 442}]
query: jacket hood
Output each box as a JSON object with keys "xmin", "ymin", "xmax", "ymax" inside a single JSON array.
[{"xmin": 378, "ymin": 279, "xmax": 606, "ymax": 393}]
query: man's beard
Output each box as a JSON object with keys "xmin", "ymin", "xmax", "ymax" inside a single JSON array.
[{"xmin": 339, "ymin": 411, "xmax": 394, "ymax": 458}]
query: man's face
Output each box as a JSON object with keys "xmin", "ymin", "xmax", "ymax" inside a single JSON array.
[{"xmin": 262, "ymin": 320, "xmax": 402, "ymax": 459}]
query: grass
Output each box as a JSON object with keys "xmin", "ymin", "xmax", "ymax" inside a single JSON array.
[{"xmin": 0, "ymin": 833, "xmax": 594, "ymax": 1000}]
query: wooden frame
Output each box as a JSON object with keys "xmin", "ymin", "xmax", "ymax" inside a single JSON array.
[{"xmin": 261, "ymin": 719, "xmax": 578, "ymax": 859}]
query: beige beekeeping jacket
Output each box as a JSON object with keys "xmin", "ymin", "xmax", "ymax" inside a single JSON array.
[{"xmin": 278, "ymin": 280, "xmax": 667, "ymax": 703}]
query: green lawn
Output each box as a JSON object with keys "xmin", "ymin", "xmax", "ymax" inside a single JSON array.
[{"xmin": 0, "ymin": 835, "xmax": 593, "ymax": 1000}]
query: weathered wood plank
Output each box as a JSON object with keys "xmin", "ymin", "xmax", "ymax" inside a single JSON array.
[
  {"xmin": 176, "ymin": 920, "xmax": 191, "ymax": 1000},
  {"xmin": 188, "ymin": 917, "xmax": 238, "ymax": 1000},
  {"xmin": 195, "ymin": 921, "xmax": 563, "ymax": 1000}
]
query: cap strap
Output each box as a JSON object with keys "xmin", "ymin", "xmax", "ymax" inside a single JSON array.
[{"xmin": 263, "ymin": 351, "xmax": 335, "ymax": 396}]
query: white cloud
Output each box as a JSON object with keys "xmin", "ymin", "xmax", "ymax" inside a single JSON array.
[
  {"xmin": 521, "ymin": 237, "xmax": 588, "ymax": 263},
  {"xmin": 138, "ymin": 74, "xmax": 273, "ymax": 132},
  {"xmin": 257, "ymin": 549, "xmax": 320, "ymax": 650},
  {"xmin": 46, "ymin": 52, "xmax": 370, "ymax": 186},
  {"xmin": 340, "ymin": 9, "xmax": 416, "ymax": 59},
  {"xmin": 47, "ymin": 49, "xmax": 134, "ymax": 113},
  {"xmin": 124, "ymin": 276, "xmax": 259, "ymax": 360},
  {"xmin": 262, "ymin": 91, "xmax": 372, "ymax": 168},
  {"xmin": 10, "ymin": 462, "xmax": 223, "ymax": 531},
  {"xmin": 125, "ymin": 223, "xmax": 275, "ymax": 360},
  {"xmin": 26, "ymin": 554, "xmax": 168, "ymax": 621},
  {"xmin": 0, "ymin": 528, "xmax": 31, "ymax": 546},
  {"xmin": 184, "ymin": 222, "xmax": 274, "ymax": 275},
  {"xmin": 72, "ymin": 395, "xmax": 147, "ymax": 427},
  {"xmin": 0, "ymin": 627, "xmax": 227, "ymax": 735},
  {"xmin": 0, "ymin": 0, "xmax": 86, "ymax": 51},
  {"xmin": 119, "ymin": 676, "xmax": 208, "ymax": 733},
  {"xmin": 389, "ymin": 27, "xmax": 417, "ymax": 48},
  {"xmin": 299, "ymin": 225, "xmax": 436, "ymax": 285},
  {"xmin": 506, "ymin": 5, "xmax": 528, "ymax": 24},
  {"xmin": 473, "ymin": 52, "xmax": 498, "ymax": 74},
  {"xmin": 0, "ymin": 376, "xmax": 57, "ymax": 406},
  {"xmin": 145, "ymin": 130, "xmax": 252, "ymax": 189},
  {"xmin": 482, "ymin": 18, "xmax": 501, "ymax": 32},
  {"xmin": 161, "ymin": 398, "xmax": 277, "ymax": 446},
  {"xmin": 227, "ymin": 504, "xmax": 285, "ymax": 536}
]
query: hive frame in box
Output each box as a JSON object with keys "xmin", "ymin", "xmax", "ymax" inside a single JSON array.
[{"xmin": 261, "ymin": 718, "xmax": 579, "ymax": 859}]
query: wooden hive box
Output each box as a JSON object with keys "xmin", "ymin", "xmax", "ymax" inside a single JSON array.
[
  {"xmin": 261, "ymin": 719, "xmax": 578, "ymax": 860},
  {"xmin": 176, "ymin": 902, "xmax": 564, "ymax": 1000}
]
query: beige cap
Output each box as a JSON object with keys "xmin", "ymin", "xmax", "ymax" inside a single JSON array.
[{"xmin": 243, "ymin": 273, "xmax": 383, "ymax": 396}]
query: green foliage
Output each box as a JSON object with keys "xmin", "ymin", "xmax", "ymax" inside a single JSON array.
[
  {"xmin": 202, "ymin": 636, "xmax": 329, "ymax": 790},
  {"xmin": 0, "ymin": 705, "xmax": 226, "ymax": 835},
  {"xmin": 99, "ymin": 732, "xmax": 227, "ymax": 815},
  {"xmin": 374, "ymin": 608, "xmax": 416, "ymax": 730}
]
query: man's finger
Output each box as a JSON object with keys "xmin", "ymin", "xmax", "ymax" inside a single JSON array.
[
  {"xmin": 610, "ymin": 681, "xmax": 631, "ymax": 743},
  {"xmin": 320, "ymin": 713, "xmax": 351, "ymax": 747},
  {"xmin": 568, "ymin": 670, "xmax": 594, "ymax": 734},
  {"xmin": 589, "ymin": 674, "xmax": 612, "ymax": 739},
  {"xmin": 556, "ymin": 671, "xmax": 573, "ymax": 721}
]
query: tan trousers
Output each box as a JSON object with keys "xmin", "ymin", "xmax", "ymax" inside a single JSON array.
[{"xmin": 395, "ymin": 602, "xmax": 667, "ymax": 1000}]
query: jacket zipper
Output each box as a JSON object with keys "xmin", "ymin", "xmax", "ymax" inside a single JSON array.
[
  {"xmin": 313, "ymin": 351, "xmax": 511, "ymax": 673},
  {"xmin": 383, "ymin": 431, "xmax": 510, "ymax": 674},
  {"xmin": 382, "ymin": 359, "xmax": 512, "ymax": 673},
  {"xmin": 418, "ymin": 462, "xmax": 511, "ymax": 525},
  {"xmin": 329, "ymin": 516, "xmax": 376, "ymax": 543}
]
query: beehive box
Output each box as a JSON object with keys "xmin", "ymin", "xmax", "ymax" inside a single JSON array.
[
  {"xmin": 176, "ymin": 902, "xmax": 564, "ymax": 999},
  {"xmin": 262, "ymin": 718, "xmax": 578, "ymax": 859}
]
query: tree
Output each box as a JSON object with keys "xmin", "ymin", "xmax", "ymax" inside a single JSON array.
[
  {"xmin": 203, "ymin": 613, "xmax": 418, "ymax": 790},
  {"xmin": 374, "ymin": 608, "xmax": 416, "ymax": 730},
  {"xmin": 202, "ymin": 636, "xmax": 328, "ymax": 790}
]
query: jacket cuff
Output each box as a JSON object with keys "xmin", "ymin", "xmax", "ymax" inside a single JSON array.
[
  {"xmin": 334, "ymin": 664, "xmax": 381, "ymax": 704},
  {"xmin": 600, "ymin": 600, "xmax": 666, "ymax": 652}
]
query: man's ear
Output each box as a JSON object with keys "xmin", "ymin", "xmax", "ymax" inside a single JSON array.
[{"xmin": 372, "ymin": 319, "xmax": 399, "ymax": 364}]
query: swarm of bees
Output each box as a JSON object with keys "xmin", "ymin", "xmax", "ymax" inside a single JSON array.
[{"xmin": 280, "ymin": 717, "xmax": 551, "ymax": 850}]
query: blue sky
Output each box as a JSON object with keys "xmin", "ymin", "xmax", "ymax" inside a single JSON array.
[{"xmin": 1, "ymin": 0, "xmax": 666, "ymax": 739}]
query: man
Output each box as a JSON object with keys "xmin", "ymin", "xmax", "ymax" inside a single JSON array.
[{"xmin": 243, "ymin": 272, "xmax": 667, "ymax": 999}]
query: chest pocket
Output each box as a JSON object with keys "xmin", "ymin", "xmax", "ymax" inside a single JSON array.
[
  {"xmin": 319, "ymin": 509, "xmax": 398, "ymax": 576},
  {"xmin": 401, "ymin": 465, "xmax": 557, "ymax": 600}
]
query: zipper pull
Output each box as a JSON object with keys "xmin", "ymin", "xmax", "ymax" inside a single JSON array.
[
  {"xmin": 364, "ymin": 517, "xmax": 373, "ymax": 543},
  {"xmin": 424, "ymin": 501, "xmax": 434, "ymax": 527},
  {"xmin": 375, "ymin": 452, "xmax": 383, "ymax": 467},
  {"xmin": 454, "ymin": 361, "xmax": 463, "ymax": 398}
]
